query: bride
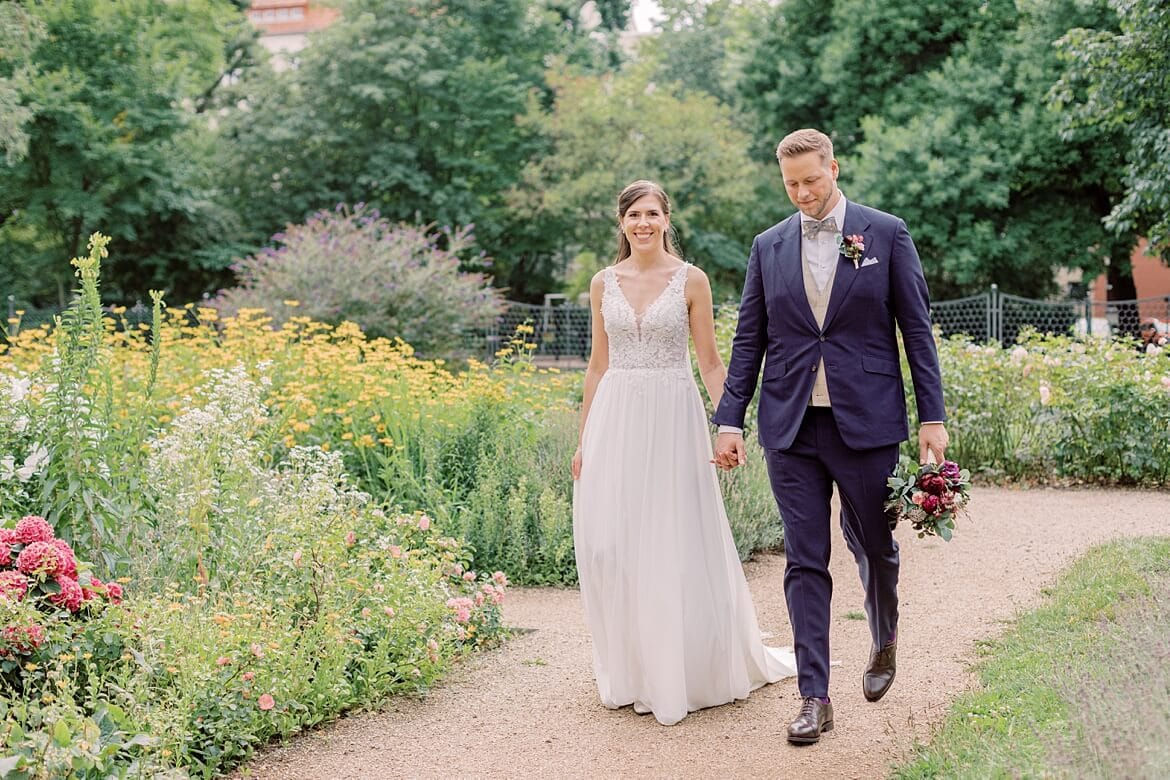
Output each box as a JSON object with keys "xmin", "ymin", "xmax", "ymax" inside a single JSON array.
[{"xmin": 571, "ymin": 180, "xmax": 795, "ymax": 726}]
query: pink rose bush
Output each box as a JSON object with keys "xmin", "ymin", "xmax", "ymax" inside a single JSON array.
[{"xmin": 885, "ymin": 460, "xmax": 972, "ymax": 541}]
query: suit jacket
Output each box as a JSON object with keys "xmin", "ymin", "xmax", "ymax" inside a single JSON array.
[{"xmin": 712, "ymin": 200, "xmax": 946, "ymax": 451}]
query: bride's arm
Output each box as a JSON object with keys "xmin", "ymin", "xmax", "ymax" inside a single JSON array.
[
  {"xmin": 686, "ymin": 268, "xmax": 727, "ymax": 409},
  {"xmin": 573, "ymin": 272, "xmax": 609, "ymax": 479}
]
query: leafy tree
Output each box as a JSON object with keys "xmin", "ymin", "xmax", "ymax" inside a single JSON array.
[
  {"xmin": 638, "ymin": 0, "xmax": 769, "ymax": 107},
  {"xmin": 217, "ymin": 0, "xmax": 575, "ymax": 300},
  {"xmin": 1053, "ymin": 0, "xmax": 1170, "ymax": 263},
  {"xmin": 513, "ymin": 62, "xmax": 764, "ymax": 300},
  {"xmin": 0, "ymin": 5, "xmax": 41, "ymax": 166},
  {"xmin": 738, "ymin": 0, "xmax": 981, "ymax": 158},
  {"xmin": 739, "ymin": 0, "xmax": 1132, "ymax": 300},
  {"xmin": 0, "ymin": 0, "xmax": 250, "ymax": 306}
]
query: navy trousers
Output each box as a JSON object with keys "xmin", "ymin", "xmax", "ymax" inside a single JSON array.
[{"xmin": 763, "ymin": 407, "xmax": 901, "ymax": 698}]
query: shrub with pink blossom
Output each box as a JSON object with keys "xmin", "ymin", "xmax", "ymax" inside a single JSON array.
[
  {"xmin": 0, "ymin": 515, "xmax": 122, "ymax": 614},
  {"xmin": 212, "ymin": 204, "xmax": 505, "ymax": 357}
]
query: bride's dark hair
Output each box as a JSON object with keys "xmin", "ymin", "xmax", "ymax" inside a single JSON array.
[{"xmin": 613, "ymin": 180, "xmax": 682, "ymax": 263}]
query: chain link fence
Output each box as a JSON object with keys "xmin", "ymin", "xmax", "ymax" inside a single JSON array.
[
  {"xmin": 466, "ymin": 299, "xmax": 592, "ymax": 364},
  {"xmin": 930, "ymin": 285, "xmax": 1170, "ymax": 343},
  {"xmin": 8, "ymin": 287, "xmax": 1170, "ymax": 355}
]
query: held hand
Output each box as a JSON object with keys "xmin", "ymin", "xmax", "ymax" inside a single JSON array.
[
  {"xmin": 712, "ymin": 432, "xmax": 746, "ymax": 471},
  {"xmin": 918, "ymin": 423, "xmax": 950, "ymax": 464},
  {"xmin": 571, "ymin": 447, "xmax": 583, "ymax": 480}
]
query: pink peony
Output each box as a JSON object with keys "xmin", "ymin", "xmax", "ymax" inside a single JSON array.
[
  {"xmin": 0, "ymin": 528, "xmax": 17, "ymax": 545},
  {"xmin": 0, "ymin": 541, "xmax": 11, "ymax": 567},
  {"xmin": 462, "ymin": 571, "xmax": 476, "ymax": 582},
  {"xmin": 916, "ymin": 473, "xmax": 947, "ymax": 496},
  {"xmin": 51, "ymin": 540, "xmax": 77, "ymax": 579},
  {"xmin": 216, "ymin": 656, "xmax": 232, "ymax": 666},
  {"xmin": 14, "ymin": 515, "xmax": 54, "ymax": 545},
  {"xmin": 243, "ymin": 671, "xmax": 255, "ymax": 682},
  {"xmin": 0, "ymin": 570, "xmax": 29, "ymax": 601},
  {"xmin": 16, "ymin": 541, "xmax": 63, "ymax": 577},
  {"xmin": 344, "ymin": 531, "xmax": 356, "ymax": 547},
  {"xmin": 491, "ymin": 571, "xmax": 508, "ymax": 587},
  {"xmin": 47, "ymin": 575, "xmax": 84, "ymax": 612},
  {"xmin": 257, "ymin": 693, "xmax": 275, "ymax": 711},
  {"xmin": 418, "ymin": 516, "xmax": 431, "ymax": 531},
  {"xmin": 388, "ymin": 545, "xmax": 403, "ymax": 559},
  {"xmin": 250, "ymin": 642, "xmax": 264, "ymax": 659}
]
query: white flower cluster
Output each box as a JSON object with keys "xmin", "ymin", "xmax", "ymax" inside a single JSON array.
[
  {"xmin": 0, "ymin": 371, "xmax": 51, "ymax": 504},
  {"xmin": 147, "ymin": 363, "xmax": 272, "ymax": 528}
]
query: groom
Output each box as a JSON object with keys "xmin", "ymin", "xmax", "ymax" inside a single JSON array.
[{"xmin": 712, "ymin": 129, "xmax": 948, "ymax": 744}]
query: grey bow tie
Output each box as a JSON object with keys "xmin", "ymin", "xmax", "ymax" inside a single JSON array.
[{"xmin": 802, "ymin": 216, "xmax": 839, "ymax": 240}]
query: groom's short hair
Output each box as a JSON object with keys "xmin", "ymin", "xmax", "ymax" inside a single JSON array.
[{"xmin": 776, "ymin": 129, "xmax": 834, "ymax": 165}]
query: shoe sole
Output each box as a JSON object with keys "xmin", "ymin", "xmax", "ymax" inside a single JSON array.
[
  {"xmin": 786, "ymin": 720, "xmax": 833, "ymax": 744},
  {"xmin": 863, "ymin": 669, "xmax": 896, "ymax": 702}
]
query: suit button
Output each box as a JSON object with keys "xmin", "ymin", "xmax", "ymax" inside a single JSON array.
[
  {"xmin": 819, "ymin": 335, "xmax": 827, "ymax": 342},
  {"xmin": 810, "ymin": 365, "xmax": 817, "ymax": 372}
]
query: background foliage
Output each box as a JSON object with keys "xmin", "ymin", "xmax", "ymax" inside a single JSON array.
[{"xmin": 4, "ymin": 0, "xmax": 1168, "ymax": 318}]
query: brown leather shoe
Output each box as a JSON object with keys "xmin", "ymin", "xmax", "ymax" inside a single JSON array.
[
  {"xmin": 786, "ymin": 697, "xmax": 834, "ymax": 744},
  {"xmin": 863, "ymin": 642, "xmax": 897, "ymax": 702}
]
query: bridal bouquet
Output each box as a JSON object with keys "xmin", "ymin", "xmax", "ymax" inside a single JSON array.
[{"xmin": 885, "ymin": 458, "xmax": 971, "ymax": 541}]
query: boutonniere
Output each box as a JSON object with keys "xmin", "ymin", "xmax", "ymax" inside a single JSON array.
[{"xmin": 839, "ymin": 234, "xmax": 866, "ymax": 269}]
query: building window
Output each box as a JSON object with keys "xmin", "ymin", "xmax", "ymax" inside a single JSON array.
[{"xmin": 290, "ymin": 7, "xmax": 304, "ymax": 19}]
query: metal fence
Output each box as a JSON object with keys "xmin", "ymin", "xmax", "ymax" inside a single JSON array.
[
  {"xmin": 9, "ymin": 287, "xmax": 1170, "ymax": 358},
  {"xmin": 469, "ymin": 299, "xmax": 592, "ymax": 363},
  {"xmin": 476, "ymin": 286, "xmax": 1170, "ymax": 361},
  {"xmin": 931, "ymin": 285, "xmax": 1170, "ymax": 342}
]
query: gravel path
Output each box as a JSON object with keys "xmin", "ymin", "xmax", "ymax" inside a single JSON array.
[{"xmin": 235, "ymin": 487, "xmax": 1170, "ymax": 779}]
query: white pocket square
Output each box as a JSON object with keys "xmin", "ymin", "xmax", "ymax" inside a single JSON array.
[{"xmin": 860, "ymin": 256, "xmax": 879, "ymax": 268}]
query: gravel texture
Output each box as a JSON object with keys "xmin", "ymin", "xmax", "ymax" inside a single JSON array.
[{"xmin": 234, "ymin": 487, "xmax": 1170, "ymax": 779}]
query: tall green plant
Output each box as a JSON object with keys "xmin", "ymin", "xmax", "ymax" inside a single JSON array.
[{"xmin": 33, "ymin": 234, "xmax": 162, "ymax": 573}]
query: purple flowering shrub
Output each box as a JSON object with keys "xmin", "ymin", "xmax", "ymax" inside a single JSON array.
[{"xmin": 214, "ymin": 205, "xmax": 504, "ymax": 356}]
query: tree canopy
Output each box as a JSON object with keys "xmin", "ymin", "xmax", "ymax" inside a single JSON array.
[
  {"xmin": 1054, "ymin": 0, "xmax": 1170, "ymax": 262},
  {"xmin": 513, "ymin": 63, "xmax": 764, "ymax": 300},
  {"xmin": 0, "ymin": 0, "xmax": 249, "ymax": 306},
  {"xmin": 740, "ymin": 0, "xmax": 1132, "ymax": 299}
]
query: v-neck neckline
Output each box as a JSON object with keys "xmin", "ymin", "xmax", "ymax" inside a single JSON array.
[{"xmin": 612, "ymin": 263, "xmax": 687, "ymax": 322}]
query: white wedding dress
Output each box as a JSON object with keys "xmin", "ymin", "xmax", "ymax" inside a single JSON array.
[{"xmin": 573, "ymin": 263, "xmax": 796, "ymax": 726}]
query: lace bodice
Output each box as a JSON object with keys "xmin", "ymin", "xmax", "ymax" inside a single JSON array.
[{"xmin": 601, "ymin": 263, "xmax": 691, "ymax": 371}]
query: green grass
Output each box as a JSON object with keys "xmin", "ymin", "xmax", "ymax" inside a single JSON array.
[
  {"xmin": 892, "ymin": 536, "xmax": 1170, "ymax": 779},
  {"xmin": 844, "ymin": 610, "xmax": 867, "ymax": 621}
]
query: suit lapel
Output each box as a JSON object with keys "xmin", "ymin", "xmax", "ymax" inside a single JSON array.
[
  {"xmin": 773, "ymin": 217, "xmax": 818, "ymax": 331},
  {"xmin": 822, "ymin": 201, "xmax": 872, "ymax": 331}
]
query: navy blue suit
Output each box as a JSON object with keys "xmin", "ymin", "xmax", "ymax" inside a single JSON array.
[{"xmin": 712, "ymin": 200, "xmax": 945, "ymax": 697}]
